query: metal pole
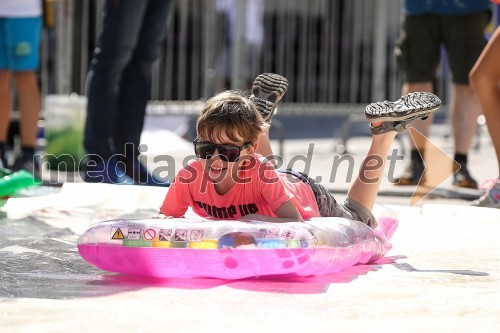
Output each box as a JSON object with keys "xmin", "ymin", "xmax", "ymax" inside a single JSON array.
[
  {"xmin": 231, "ymin": 0, "xmax": 246, "ymax": 89},
  {"xmin": 202, "ymin": 0, "xmax": 216, "ymax": 99},
  {"xmin": 54, "ymin": 0, "xmax": 73, "ymax": 94},
  {"xmin": 372, "ymin": 0, "xmax": 389, "ymax": 101}
]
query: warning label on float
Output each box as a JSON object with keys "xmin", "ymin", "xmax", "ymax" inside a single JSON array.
[
  {"xmin": 159, "ymin": 229, "xmax": 172, "ymax": 241},
  {"xmin": 265, "ymin": 227, "xmax": 280, "ymax": 238},
  {"xmin": 111, "ymin": 228, "xmax": 125, "ymax": 240},
  {"xmin": 281, "ymin": 229, "xmax": 296, "ymax": 239},
  {"xmin": 143, "ymin": 228, "xmax": 156, "ymax": 241},
  {"xmin": 174, "ymin": 229, "xmax": 188, "ymax": 242},
  {"xmin": 128, "ymin": 228, "xmax": 142, "ymax": 240},
  {"xmin": 189, "ymin": 230, "xmax": 204, "ymax": 241}
]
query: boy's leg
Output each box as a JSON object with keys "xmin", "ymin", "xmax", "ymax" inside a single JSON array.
[
  {"xmin": 350, "ymin": 92, "xmax": 441, "ymax": 211},
  {"xmin": 347, "ymin": 132, "xmax": 397, "ymax": 212},
  {"xmin": 250, "ymin": 73, "xmax": 288, "ymax": 161},
  {"xmin": 293, "ymin": 170, "xmax": 379, "ymax": 228}
]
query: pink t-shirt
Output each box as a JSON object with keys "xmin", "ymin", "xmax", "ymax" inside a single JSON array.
[{"xmin": 160, "ymin": 154, "xmax": 320, "ymax": 220}]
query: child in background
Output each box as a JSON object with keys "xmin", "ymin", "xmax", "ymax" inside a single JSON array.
[
  {"xmin": 160, "ymin": 73, "xmax": 441, "ymax": 227},
  {"xmin": 0, "ymin": 0, "xmax": 42, "ymax": 177}
]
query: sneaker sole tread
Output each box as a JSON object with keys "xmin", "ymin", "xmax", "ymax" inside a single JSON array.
[{"xmin": 365, "ymin": 92, "xmax": 441, "ymax": 122}]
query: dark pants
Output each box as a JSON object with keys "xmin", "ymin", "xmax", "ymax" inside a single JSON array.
[
  {"xmin": 84, "ymin": 0, "xmax": 172, "ymax": 159},
  {"xmin": 278, "ymin": 169, "xmax": 378, "ymax": 228}
]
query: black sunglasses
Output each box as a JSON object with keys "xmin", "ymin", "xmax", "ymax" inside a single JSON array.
[{"xmin": 193, "ymin": 139, "xmax": 252, "ymax": 162}]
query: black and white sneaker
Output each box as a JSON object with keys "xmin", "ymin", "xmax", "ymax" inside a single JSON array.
[
  {"xmin": 365, "ymin": 92, "xmax": 441, "ymax": 134},
  {"xmin": 250, "ymin": 73, "xmax": 289, "ymax": 122}
]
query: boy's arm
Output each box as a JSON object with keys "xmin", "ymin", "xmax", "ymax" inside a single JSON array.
[
  {"xmin": 242, "ymin": 200, "xmax": 303, "ymax": 222},
  {"xmin": 275, "ymin": 200, "xmax": 304, "ymax": 222},
  {"xmin": 239, "ymin": 213, "xmax": 300, "ymax": 223},
  {"xmin": 160, "ymin": 166, "xmax": 196, "ymax": 217}
]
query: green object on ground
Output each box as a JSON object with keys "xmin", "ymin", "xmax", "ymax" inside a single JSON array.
[
  {"xmin": 44, "ymin": 95, "xmax": 87, "ymax": 171},
  {"xmin": 0, "ymin": 168, "xmax": 40, "ymax": 198},
  {"xmin": 44, "ymin": 128, "xmax": 85, "ymax": 170}
]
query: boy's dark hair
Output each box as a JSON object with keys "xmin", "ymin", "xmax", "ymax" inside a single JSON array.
[{"xmin": 196, "ymin": 90, "xmax": 269, "ymax": 143}]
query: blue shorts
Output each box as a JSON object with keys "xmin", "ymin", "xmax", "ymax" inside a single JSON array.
[{"xmin": 0, "ymin": 17, "xmax": 42, "ymax": 71}]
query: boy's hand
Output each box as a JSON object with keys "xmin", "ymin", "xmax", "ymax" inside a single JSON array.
[
  {"xmin": 238, "ymin": 214, "xmax": 301, "ymax": 223},
  {"xmin": 154, "ymin": 212, "xmax": 174, "ymax": 219}
]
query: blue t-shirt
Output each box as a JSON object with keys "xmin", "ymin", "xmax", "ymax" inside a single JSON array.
[{"xmin": 404, "ymin": 0, "xmax": 492, "ymax": 16}]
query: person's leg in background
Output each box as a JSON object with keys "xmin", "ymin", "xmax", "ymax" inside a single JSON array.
[
  {"xmin": 113, "ymin": 0, "xmax": 172, "ymax": 185},
  {"xmin": 0, "ymin": 16, "xmax": 12, "ymax": 168},
  {"xmin": 394, "ymin": 14, "xmax": 440, "ymax": 185},
  {"xmin": 448, "ymin": 84, "xmax": 481, "ymax": 188},
  {"xmin": 470, "ymin": 26, "xmax": 500, "ymax": 208},
  {"xmin": 10, "ymin": 70, "xmax": 41, "ymax": 175},
  {"xmin": 0, "ymin": 70, "xmax": 12, "ymax": 168},
  {"xmin": 442, "ymin": 10, "xmax": 491, "ymax": 189},
  {"xmin": 0, "ymin": 17, "xmax": 42, "ymax": 177},
  {"xmin": 84, "ymin": 0, "xmax": 149, "ymax": 183}
]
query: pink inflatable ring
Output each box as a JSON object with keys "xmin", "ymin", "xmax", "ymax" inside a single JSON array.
[{"xmin": 78, "ymin": 207, "xmax": 398, "ymax": 279}]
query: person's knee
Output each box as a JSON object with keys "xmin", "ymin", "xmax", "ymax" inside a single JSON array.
[
  {"xmin": 12, "ymin": 72, "xmax": 39, "ymax": 93},
  {"xmin": 133, "ymin": 41, "xmax": 163, "ymax": 66},
  {"xmin": 92, "ymin": 44, "xmax": 135, "ymax": 75},
  {"xmin": 469, "ymin": 67, "xmax": 492, "ymax": 92},
  {"xmin": 12, "ymin": 71, "xmax": 37, "ymax": 81},
  {"xmin": 469, "ymin": 66, "xmax": 480, "ymax": 87}
]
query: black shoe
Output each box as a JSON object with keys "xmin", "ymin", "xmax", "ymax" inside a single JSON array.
[
  {"xmin": 452, "ymin": 163, "xmax": 478, "ymax": 189},
  {"xmin": 0, "ymin": 157, "xmax": 6, "ymax": 169},
  {"xmin": 0, "ymin": 145, "xmax": 7, "ymax": 169},
  {"xmin": 366, "ymin": 92, "xmax": 441, "ymax": 135},
  {"xmin": 9, "ymin": 152, "xmax": 40, "ymax": 180},
  {"xmin": 395, "ymin": 159, "xmax": 426, "ymax": 186},
  {"xmin": 250, "ymin": 73, "xmax": 289, "ymax": 122}
]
